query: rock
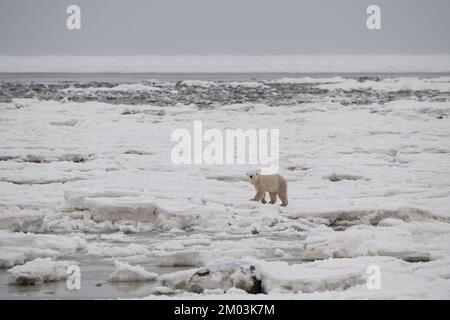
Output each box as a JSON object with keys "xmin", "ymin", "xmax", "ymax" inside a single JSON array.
[{"xmin": 186, "ymin": 259, "xmax": 262, "ymax": 294}]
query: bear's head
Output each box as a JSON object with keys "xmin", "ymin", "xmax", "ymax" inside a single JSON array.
[{"xmin": 246, "ymin": 170, "xmax": 260, "ymax": 185}]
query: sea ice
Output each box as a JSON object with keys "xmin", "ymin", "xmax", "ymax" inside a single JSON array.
[
  {"xmin": 8, "ymin": 258, "xmax": 77, "ymax": 285},
  {"xmin": 108, "ymin": 261, "xmax": 157, "ymax": 282}
]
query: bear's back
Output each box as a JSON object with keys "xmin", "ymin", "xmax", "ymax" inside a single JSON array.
[{"xmin": 259, "ymin": 174, "xmax": 282, "ymax": 193}]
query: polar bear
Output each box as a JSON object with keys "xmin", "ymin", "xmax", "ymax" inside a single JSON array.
[{"xmin": 246, "ymin": 171, "xmax": 288, "ymax": 207}]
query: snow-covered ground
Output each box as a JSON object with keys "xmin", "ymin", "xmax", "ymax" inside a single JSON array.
[{"xmin": 0, "ymin": 75, "xmax": 449, "ymax": 299}]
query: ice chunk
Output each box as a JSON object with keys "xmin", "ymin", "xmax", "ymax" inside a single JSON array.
[
  {"xmin": 303, "ymin": 224, "xmax": 431, "ymax": 262},
  {"xmin": 156, "ymin": 248, "xmax": 260, "ymax": 267},
  {"xmin": 8, "ymin": 258, "xmax": 77, "ymax": 285},
  {"xmin": 150, "ymin": 286, "xmax": 178, "ymax": 295},
  {"xmin": 100, "ymin": 232, "xmax": 131, "ymax": 243},
  {"xmin": 0, "ymin": 208, "xmax": 47, "ymax": 233},
  {"xmin": 108, "ymin": 261, "xmax": 157, "ymax": 282},
  {"xmin": 86, "ymin": 243, "xmax": 150, "ymax": 257},
  {"xmin": 84, "ymin": 196, "xmax": 163, "ymax": 223},
  {"xmin": 159, "ymin": 269, "xmax": 198, "ymax": 291},
  {"xmin": 257, "ymin": 259, "xmax": 365, "ymax": 293},
  {"xmin": 64, "ymin": 189, "xmax": 142, "ymax": 210},
  {"xmin": 156, "ymin": 251, "xmax": 203, "ymax": 267},
  {"xmin": 0, "ymin": 251, "xmax": 26, "ymax": 269},
  {"xmin": 0, "ymin": 230, "xmax": 87, "ymax": 268},
  {"xmin": 287, "ymin": 208, "xmax": 441, "ymax": 225}
]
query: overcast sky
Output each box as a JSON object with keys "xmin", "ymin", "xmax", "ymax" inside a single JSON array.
[{"xmin": 0, "ymin": 0, "xmax": 449, "ymax": 55}]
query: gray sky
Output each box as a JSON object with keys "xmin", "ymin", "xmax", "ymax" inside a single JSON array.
[{"xmin": 0, "ymin": 0, "xmax": 449, "ymax": 55}]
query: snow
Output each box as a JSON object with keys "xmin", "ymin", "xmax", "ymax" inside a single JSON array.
[
  {"xmin": 108, "ymin": 261, "xmax": 157, "ymax": 282},
  {"xmin": 1, "ymin": 55, "xmax": 450, "ymax": 73},
  {"xmin": 0, "ymin": 75, "xmax": 450, "ymax": 299},
  {"xmin": 8, "ymin": 258, "xmax": 77, "ymax": 285}
]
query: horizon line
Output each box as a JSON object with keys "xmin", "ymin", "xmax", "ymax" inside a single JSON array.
[{"xmin": 2, "ymin": 55, "xmax": 450, "ymax": 73}]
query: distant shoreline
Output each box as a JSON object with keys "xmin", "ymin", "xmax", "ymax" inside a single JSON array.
[
  {"xmin": 1, "ymin": 72, "xmax": 450, "ymax": 83},
  {"xmin": 1, "ymin": 55, "xmax": 450, "ymax": 74}
]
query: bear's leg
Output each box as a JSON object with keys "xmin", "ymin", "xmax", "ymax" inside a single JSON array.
[
  {"xmin": 278, "ymin": 192, "xmax": 288, "ymax": 207},
  {"xmin": 269, "ymin": 192, "xmax": 277, "ymax": 204},
  {"xmin": 252, "ymin": 189, "xmax": 266, "ymax": 203},
  {"xmin": 261, "ymin": 192, "xmax": 267, "ymax": 204}
]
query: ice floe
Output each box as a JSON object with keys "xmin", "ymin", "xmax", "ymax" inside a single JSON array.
[
  {"xmin": 8, "ymin": 258, "xmax": 77, "ymax": 285},
  {"xmin": 0, "ymin": 230, "xmax": 86, "ymax": 268},
  {"xmin": 108, "ymin": 261, "xmax": 157, "ymax": 282}
]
